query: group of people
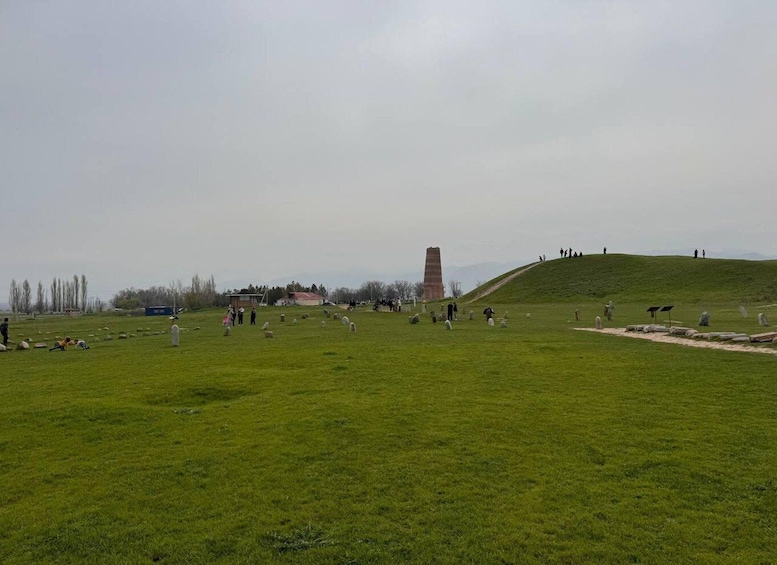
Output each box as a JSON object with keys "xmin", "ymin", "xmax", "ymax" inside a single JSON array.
[
  {"xmin": 223, "ymin": 306, "xmax": 257, "ymax": 327},
  {"xmin": 694, "ymin": 249, "xmax": 706, "ymax": 259},
  {"xmin": 372, "ymin": 298, "xmax": 402, "ymax": 312},
  {"xmin": 559, "ymin": 247, "xmax": 583, "ymax": 258}
]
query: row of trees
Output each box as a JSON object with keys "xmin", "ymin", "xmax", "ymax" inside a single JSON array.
[
  {"xmin": 329, "ymin": 279, "xmax": 462, "ymax": 303},
  {"xmin": 8, "ymin": 275, "xmax": 104, "ymax": 315},
  {"xmin": 111, "ymin": 274, "xmax": 217, "ymax": 311}
]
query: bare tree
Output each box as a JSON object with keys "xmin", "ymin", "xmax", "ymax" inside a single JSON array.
[
  {"xmin": 448, "ymin": 280, "xmax": 462, "ymax": 299},
  {"xmin": 22, "ymin": 280, "xmax": 32, "ymax": 313},
  {"xmin": 35, "ymin": 281, "xmax": 45, "ymax": 313},
  {"xmin": 412, "ymin": 281, "xmax": 424, "ymax": 298},
  {"xmin": 80, "ymin": 274, "xmax": 88, "ymax": 311},
  {"xmin": 50, "ymin": 278, "xmax": 58, "ymax": 312},
  {"xmin": 394, "ymin": 280, "xmax": 413, "ymax": 300},
  {"xmin": 9, "ymin": 279, "xmax": 20, "ymax": 318}
]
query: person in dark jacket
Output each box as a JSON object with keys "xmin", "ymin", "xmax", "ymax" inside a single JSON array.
[{"xmin": 0, "ymin": 318, "xmax": 8, "ymax": 346}]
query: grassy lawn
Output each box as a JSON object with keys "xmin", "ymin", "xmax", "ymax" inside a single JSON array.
[{"xmin": 1, "ymin": 295, "xmax": 776, "ymax": 564}]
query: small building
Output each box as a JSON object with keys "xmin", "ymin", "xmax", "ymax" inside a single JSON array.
[
  {"xmin": 145, "ymin": 306, "xmax": 174, "ymax": 316},
  {"xmin": 287, "ymin": 292, "xmax": 325, "ymax": 307},
  {"xmin": 229, "ymin": 294, "xmax": 265, "ymax": 310}
]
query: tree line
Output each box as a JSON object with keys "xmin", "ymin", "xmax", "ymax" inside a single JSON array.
[{"xmin": 7, "ymin": 275, "xmax": 105, "ymax": 315}]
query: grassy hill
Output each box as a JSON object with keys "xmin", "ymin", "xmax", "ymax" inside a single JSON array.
[{"xmin": 463, "ymin": 254, "xmax": 777, "ymax": 304}]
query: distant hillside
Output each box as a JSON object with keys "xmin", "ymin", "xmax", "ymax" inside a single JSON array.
[{"xmin": 463, "ymin": 254, "xmax": 777, "ymax": 304}]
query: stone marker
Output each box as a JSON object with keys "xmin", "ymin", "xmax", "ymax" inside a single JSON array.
[
  {"xmin": 104, "ymin": 335, "xmax": 112, "ymax": 341},
  {"xmin": 575, "ymin": 309, "xmax": 580, "ymax": 321},
  {"xmin": 409, "ymin": 314, "xmax": 420, "ymax": 324},
  {"xmin": 758, "ymin": 313, "xmax": 769, "ymax": 326},
  {"xmin": 431, "ymin": 313, "xmax": 437, "ymax": 323},
  {"xmin": 223, "ymin": 326, "xmax": 231, "ymax": 336},
  {"xmin": 262, "ymin": 322, "xmax": 269, "ymax": 331},
  {"xmin": 16, "ymin": 341, "xmax": 29, "ymax": 350},
  {"xmin": 445, "ymin": 320, "xmax": 452, "ymax": 330},
  {"xmin": 504, "ymin": 312, "xmax": 509, "ymax": 319},
  {"xmin": 0, "ymin": 344, "xmax": 6, "ymax": 352},
  {"xmin": 739, "ymin": 306, "xmax": 748, "ymax": 318},
  {"xmin": 422, "ymin": 304, "xmax": 427, "ymax": 313},
  {"xmin": 264, "ymin": 331, "xmax": 274, "ymax": 338},
  {"xmin": 324, "ymin": 309, "xmax": 330, "ymax": 318},
  {"xmin": 468, "ymin": 311, "xmax": 474, "ymax": 321},
  {"xmin": 500, "ymin": 320, "xmax": 507, "ymax": 328},
  {"xmin": 488, "ymin": 318, "xmax": 494, "ymax": 327},
  {"xmin": 119, "ymin": 334, "xmax": 128, "ymax": 339},
  {"xmin": 280, "ymin": 313, "xmax": 285, "ymax": 322},
  {"xmin": 171, "ymin": 324, "xmax": 180, "ymax": 347},
  {"xmin": 349, "ymin": 322, "xmax": 356, "ymax": 333},
  {"xmin": 35, "ymin": 342, "xmax": 47, "ymax": 348},
  {"xmin": 699, "ymin": 312, "xmax": 710, "ymax": 326},
  {"xmin": 595, "ymin": 316, "xmax": 602, "ymax": 329},
  {"xmin": 342, "ymin": 316, "xmax": 349, "ymax": 326},
  {"xmin": 321, "ymin": 321, "xmax": 326, "ymax": 328},
  {"xmin": 333, "ymin": 313, "xmax": 341, "ymax": 321}
]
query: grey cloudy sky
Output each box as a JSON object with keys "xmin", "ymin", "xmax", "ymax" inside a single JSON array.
[{"xmin": 2, "ymin": 1, "xmax": 776, "ymax": 302}]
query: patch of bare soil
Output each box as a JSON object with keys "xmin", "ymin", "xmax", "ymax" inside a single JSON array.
[{"xmin": 576, "ymin": 327, "xmax": 777, "ymax": 355}]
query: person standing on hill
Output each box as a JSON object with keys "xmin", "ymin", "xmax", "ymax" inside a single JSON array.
[
  {"xmin": 694, "ymin": 249, "xmax": 698, "ymax": 259},
  {"xmin": 702, "ymin": 249, "xmax": 706, "ymax": 259},
  {"xmin": 250, "ymin": 307, "xmax": 257, "ymax": 325},
  {"xmin": 0, "ymin": 318, "xmax": 8, "ymax": 346}
]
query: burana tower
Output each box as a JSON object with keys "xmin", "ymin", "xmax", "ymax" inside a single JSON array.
[{"xmin": 423, "ymin": 247, "xmax": 445, "ymax": 301}]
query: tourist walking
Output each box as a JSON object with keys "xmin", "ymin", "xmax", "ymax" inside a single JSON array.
[
  {"xmin": 0, "ymin": 317, "xmax": 8, "ymax": 346},
  {"xmin": 250, "ymin": 307, "xmax": 256, "ymax": 325}
]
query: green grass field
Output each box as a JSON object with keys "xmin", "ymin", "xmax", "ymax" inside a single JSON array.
[{"xmin": 2, "ymin": 256, "xmax": 777, "ymax": 564}]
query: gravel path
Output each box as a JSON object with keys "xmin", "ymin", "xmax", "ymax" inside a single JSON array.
[{"xmin": 576, "ymin": 327, "xmax": 777, "ymax": 355}]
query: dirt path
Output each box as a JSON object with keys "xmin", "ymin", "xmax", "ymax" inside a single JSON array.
[
  {"xmin": 576, "ymin": 327, "xmax": 777, "ymax": 355},
  {"xmin": 466, "ymin": 262, "xmax": 541, "ymax": 303}
]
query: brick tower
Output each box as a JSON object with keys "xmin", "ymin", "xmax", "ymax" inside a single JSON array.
[{"xmin": 423, "ymin": 247, "xmax": 445, "ymax": 301}]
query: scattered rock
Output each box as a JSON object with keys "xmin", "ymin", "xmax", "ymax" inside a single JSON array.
[
  {"xmin": 321, "ymin": 321, "xmax": 326, "ymax": 328},
  {"xmin": 349, "ymin": 322, "xmax": 356, "ymax": 334},
  {"xmin": 500, "ymin": 320, "xmax": 507, "ymax": 328},
  {"xmin": 699, "ymin": 312, "xmax": 710, "ymax": 326},
  {"xmin": 104, "ymin": 335, "xmax": 112, "ymax": 341},
  {"xmin": 342, "ymin": 316, "xmax": 349, "ymax": 326},
  {"xmin": 750, "ymin": 332, "xmax": 777, "ymax": 343},
  {"xmin": 16, "ymin": 341, "xmax": 29, "ymax": 350},
  {"xmin": 409, "ymin": 314, "xmax": 420, "ymax": 324},
  {"xmin": 0, "ymin": 344, "xmax": 6, "ymax": 352},
  {"xmin": 595, "ymin": 316, "xmax": 602, "ymax": 330},
  {"xmin": 118, "ymin": 334, "xmax": 128, "ymax": 339},
  {"xmin": 758, "ymin": 313, "xmax": 769, "ymax": 327},
  {"xmin": 333, "ymin": 313, "xmax": 341, "ymax": 321},
  {"xmin": 34, "ymin": 342, "xmax": 47, "ymax": 348},
  {"xmin": 468, "ymin": 311, "xmax": 474, "ymax": 320},
  {"xmin": 264, "ymin": 331, "xmax": 274, "ymax": 338}
]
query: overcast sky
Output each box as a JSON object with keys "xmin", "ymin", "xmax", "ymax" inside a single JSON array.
[{"xmin": 2, "ymin": 1, "xmax": 776, "ymax": 302}]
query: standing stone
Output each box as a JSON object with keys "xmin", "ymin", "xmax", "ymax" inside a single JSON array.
[
  {"xmin": 595, "ymin": 316, "xmax": 602, "ymax": 329},
  {"xmin": 739, "ymin": 306, "xmax": 748, "ymax": 318},
  {"xmin": 487, "ymin": 318, "xmax": 495, "ymax": 327},
  {"xmin": 575, "ymin": 309, "xmax": 580, "ymax": 321},
  {"xmin": 758, "ymin": 313, "xmax": 769, "ymax": 326},
  {"xmin": 342, "ymin": 316, "xmax": 349, "ymax": 326},
  {"xmin": 280, "ymin": 313, "xmax": 285, "ymax": 322},
  {"xmin": 409, "ymin": 314, "xmax": 420, "ymax": 324},
  {"xmin": 349, "ymin": 322, "xmax": 356, "ymax": 333},
  {"xmin": 699, "ymin": 312, "xmax": 710, "ymax": 326},
  {"xmin": 422, "ymin": 303, "xmax": 427, "ymax": 313},
  {"xmin": 468, "ymin": 311, "xmax": 474, "ymax": 321},
  {"xmin": 171, "ymin": 324, "xmax": 180, "ymax": 347},
  {"xmin": 264, "ymin": 331, "xmax": 273, "ymax": 338},
  {"xmin": 431, "ymin": 313, "xmax": 437, "ymax": 323},
  {"xmin": 262, "ymin": 322, "xmax": 269, "ymax": 331},
  {"xmin": 224, "ymin": 326, "xmax": 231, "ymax": 336},
  {"xmin": 17, "ymin": 341, "xmax": 30, "ymax": 350},
  {"xmin": 324, "ymin": 309, "xmax": 330, "ymax": 318},
  {"xmin": 321, "ymin": 321, "xmax": 327, "ymax": 328},
  {"xmin": 500, "ymin": 320, "xmax": 507, "ymax": 328},
  {"xmin": 445, "ymin": 320, "xmax": 452, "ymax": 330}
]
